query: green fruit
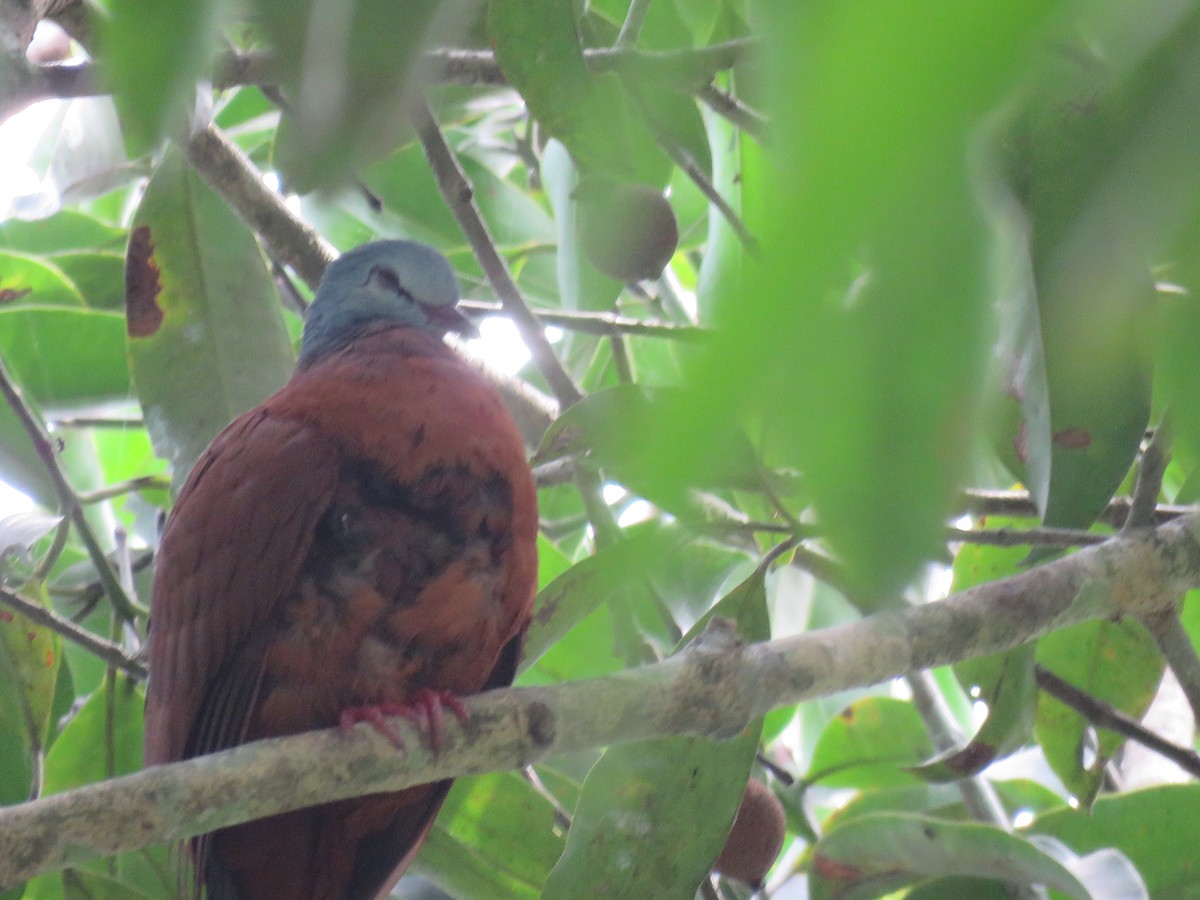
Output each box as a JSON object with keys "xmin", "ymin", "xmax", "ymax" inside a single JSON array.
[{"xmin": 578, "ymin": 180, "xmax": 679, "ymax": 283}]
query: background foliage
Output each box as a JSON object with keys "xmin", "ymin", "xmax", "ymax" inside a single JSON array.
[{"xmin": 2, "ymin": 0, "xmax": 1200, "ymax": 897}]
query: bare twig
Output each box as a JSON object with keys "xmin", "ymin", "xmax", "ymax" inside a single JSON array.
[
  {"xmin": 1035, "ymin": 665, "xmax": 1200, "ymax": 779},
  {"xmin": 655, "ymin": 129, "xmax": 757, "ymax": 252},
  {"xmin": 4, "ymin": 39, "xmax": 761, "ymax": 124},
  {"xmin": 1125, "ymin": 420, "xmax": 1171, "ymax": 534},
  {"xmin": 458, "ymin": 300, "xmax": 706, "ymax": 341},
  {"xmin": 78, "ymin": 475, "xmax": 170, "ymax": 504},
  {"xmin": 1142, "ymin": 609, "xmax": 1200, "ymax": 723},
  {"xmin": 47, "ymin": 416, "xmax": 144, "ymax": 429},
  {"xmin": 957, "ymin": 489, "xmax": 1190, "ymax": 528},
  {"xmin": 0, "ymin": 359, "xmax": 143, "ymax": 622},
  {"xmin": 947, "ymin": 525, "xmax": 1106, "ymax": 549},
  {"xmin": 616, "ymin": 0, "xmax": 654, "ymax": 47},
  {"xmin": 697, "ymin": 83, "xmax": 768, "ymax": 141},
  {"xmin": 414, "ymin": 99, "xmax": 582, "ymax": 408},
  {"xmin": 0, "ymin": 587, "xmax": 145, "ymax": 679}
]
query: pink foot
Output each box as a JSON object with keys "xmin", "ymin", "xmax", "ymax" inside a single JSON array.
[{"xmin": 340, "ymin": 690, "xmax": 469, "ymax": 751}]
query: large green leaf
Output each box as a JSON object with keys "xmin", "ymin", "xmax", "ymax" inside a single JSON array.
[
  {"xmin": 489, "ymin": 0, "xmax": 669, "ymax": 184},
  {"xmin": 0, "ymin": 211, "xmax": 123, "ymax": 254},
  {"xmin": 48, "ymin": 252, "xmax": 125, "ymax": 310},
  {"xmin": 0, "ymin": 580, "xmax": 60, "ymax": 806},
  {"xmin": 0, "ymin": 252, "xmax": 83, "ymax": 307},
  {"xmin": 1033, "ymin": 785, "xmax": 1200, "ymax": 896},
  {"xmin": 913, "ymin": 518, "xmax": 1042, "ymax": 781},
  {"xmin": 810, "ymin": 814, "xmax": 1098, "ymax": 899},
  {"xmin": 542, "ymin": 564, "xmax": 770, "ymax": 899},
  {"xmin": 126, "ymin": 148, "xmax": 293, "ymax": 483},
  {"xmin": 806, "ymin": 697, "xmax": 933, "ymax": 791},
  {"xmin": 653, "ymin": 3, "xmax": 1060, "ymax": 603},
  {"xmin": 1004, "ymin": 13, "xmax": 1200, "ymax": 529},
  {"xmin": 0, "ymin": 308, "xmax": 128, "ymax": 405},
  {"xmin": 260, "ymin": 0, "xmax": 476, "ymax": 190},
  {"xmin": 98, "ymin": 0, "xmax": 221, "ymax": 152}
]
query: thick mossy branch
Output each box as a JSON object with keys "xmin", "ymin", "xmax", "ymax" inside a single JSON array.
[{"xmin": 0, "ymin": 512, "xmax": 1196, "ymax": 890}]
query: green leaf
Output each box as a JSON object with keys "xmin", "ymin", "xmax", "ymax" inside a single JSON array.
[
  {"xmin": 810, "ymin": 813, "xmax": 1093, "ymax": 899},
  {"xmin": 535, "ymin": 384, "xmax": 780, "ymax": 519},
  {"xmin": 0, "ymin": 211, "xmax": 123, "ymax": 254},
  {"xmin": 911, "ymin": 517, "xmax": 1041, "ymax": 780},
  {"xmin": 1033, "ymin": 784, "xmax": 1200, "ymax": 896},
  {"xmin": 654, "ymin": 3, "xmax": 1059, "ymax": 603},
  {"xmin": 0, "ymin": 402, "xmax": 59, "ymax": 508},
  {"xmin": 1034, "ymin": 617, "xmax": 1162, "ymax": 804},
  {"xmin": 912, "ymin": 644, "xmax": 1036, "ymax": 782},
  {"xmin": 522, "ymin": 522, "xmax": 746, "ymax": 673},
  {"xmin": 542, "ymin": 564, "xmax": 770, "ymax": 899},
  {"xmin": 98, "ymin": 0, "xmax": 220, "ymax": 153},
  {"xmin": 1007, "ymin": 10, "xmax": 1200, "ymax": 529},
  {"xmin": 415, "ymin": 772, "xmax": 563, "ymax": 898},
  {"xmin": 126, "ymin": 148, "xmax": 294, "ymax": 483},
  {"xmin": 0, "ymin": 308, "xmax": 129, "ymax": 405},
  {"xmin": 521, "ymin": 524, "xmax": 686, "ymax": 672},
  {"xmin": 0, "ymin": 252, "xmax": 83, "ymax": 306},
  {"xmin": 489, "ymin": 0, "xmax": 669, "ymax": 184},
  {"xmin": 261, "ymin": 0, "xmax": 476, "ymax": 190},
  {"xmin": 48, "ymin": 252, "xmax": 126, "ymax": 310},
  {"xmin": 0, "ymin": 580, "xmax": 61, "ymax": 806},
  {"xmin": 807, "ymin": 697, "xmax": 933, "ymax": 791}
]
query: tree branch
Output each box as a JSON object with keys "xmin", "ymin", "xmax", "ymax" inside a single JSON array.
[
  {"xmin": 182, "ymin": 124, "xmax": 335, "ymax": 291},
  {"xmin": 0, "ymin": 356, "xmax": 143, "ymax": 623},
  {"xmin": 2, "ymin": 39, "xmax": 760, "ymax": 124},
  {"xmin": 414, "ymin": 99, "xmax": 583, "ymax": 408},
  {"xmin": 1034, "ymin": 665, "xmax": 1200, "ymax": 780},
  {"xmin": 2, "ymin": 512, "xmax": 1198, "ymax": 888},
  {"xmin": 957, "ymin": 489, "xmax": 1190, "ymax": 528},
  {"xmin": 458, "ymin": 300, "xmax": 706, "ymax": 341}
]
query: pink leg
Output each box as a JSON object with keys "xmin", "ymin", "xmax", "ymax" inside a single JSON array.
[{"xmin": 339, "ymin": 690, "xmax": 469, "ymax": 751}]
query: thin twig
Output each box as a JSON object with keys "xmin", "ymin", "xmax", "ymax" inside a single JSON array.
[
  {"xmin": 616, "ymin": 0, "xmax": 655, "ymax": 47},
  {"xmin": 31, "ymin": 516, "xmax": 69, "ymax": 582},
  {"xmin": 1035, "ymin": 665, "xmax": 1200, "ymax": 779},
  {"xmin": 414, "ymin": 99, "xmax": 583, "ymax": 408},
  {"xmin": 521, "ymin": 766, "xmax": 572, "ymax": 831},
  {"xmin": 957, "ymin": 489, "xmax": 1190, "ymax": 528},
  {"xmin": 1142, "ymin": 609, "xmax": 1200, "ymax": 723},
  {"xmin": 78, "ymin": 475, "xmax": 170, "ymax": 505},
  {"xmin": 610, "ymin": 335, "xmax": 634, "ymax": 383},
  {"xmin": 696, "ymin": 83, "xmax": 768, "ymax": 141},
  {"xmin": 655, "ymin": 130, "xmax": 757, "ymax": 252},
  {"xmin": 4, "ymin": 40, "xmax": 761, "ymax": 124},
  {"xmin": 0, "ymin": 359, "xmax": 143, "ymax": 622},
  {"xmin": 47, "ymin": 416, "xmax": 144, "ymax": 429},
  {"xmin": 0, "ymin": 588, "xmax": 146, "ymax": 679},
  {"xmin": 50, "ymin": 549, "xmax": 154, "ymax": 602},
  {"xmin": 1124, "ymin": 418, "xmax": 1171, "ymax": 535},
  {"xmin": 947, "ymin": 525, "xmax": 1106, "ymax": 549},
  {"xmin": 457, "ymin": 300, "xmax": 706, "ymax": 340}
]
